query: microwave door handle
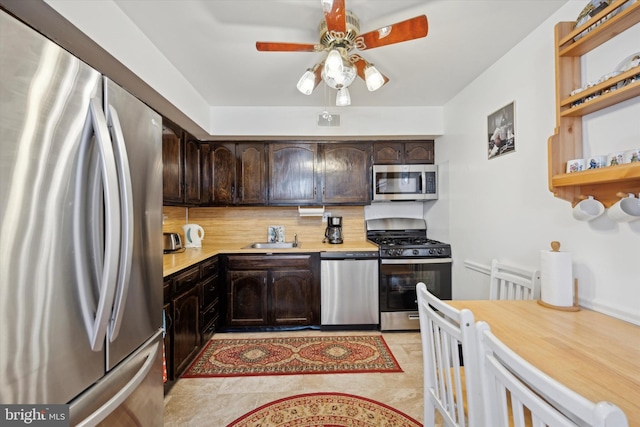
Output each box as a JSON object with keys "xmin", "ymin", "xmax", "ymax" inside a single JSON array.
[
  {"xmin": 420, "ymin": 171, "xmax": 426, "ymax": 194},
  {"xmin": 106, "ymin": 104, "xmax": 134, "ymax": 342}
]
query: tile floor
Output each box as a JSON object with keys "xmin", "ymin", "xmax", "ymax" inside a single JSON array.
[{"xmin": 163, "ymin": 330, "xmax": 429, "ymax": 426}]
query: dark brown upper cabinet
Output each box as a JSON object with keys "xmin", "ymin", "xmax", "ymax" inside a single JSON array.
[
  {"xmin": 373, "ymin": 140, "xmax": 434, "ymax": 164},
  {"xmin": 203, "ymin": 142, "xmax": 266, "ymax": 206},
  {"xmin": 268, "ymin": 143, "xmax": 319, "ymax": 205},
  {"xmin": 162, "ymin": 119, "xmax": 201, "ymax": 206},
  {"xmin": 184, "ymin": 136, "xmax": 201, "ymax": 205},
  {"xmin": 321, "ymin": 143, "xmax": 371, "ymax": 205},
  {"xmin": 237, "ymin": 143, "xmax": 267, "ymax": 205},
  {"xmin": 162, "ymin": 121, "xmax": 184, "ymax": 204}
]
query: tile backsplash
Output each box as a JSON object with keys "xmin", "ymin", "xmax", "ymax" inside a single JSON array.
[{"xmin": 163, "ymin": 205, "xmax": 367, "ymax": 245}]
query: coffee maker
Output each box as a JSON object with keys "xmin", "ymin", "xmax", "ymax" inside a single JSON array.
[{"xmin": 324, "ymin": 216, "xmax": 343, "ymax": 244}]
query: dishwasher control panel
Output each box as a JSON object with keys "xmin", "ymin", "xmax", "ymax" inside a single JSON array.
[{"xmin": 320, "ymin": 251, "xmax": 379, "ymax": 259}]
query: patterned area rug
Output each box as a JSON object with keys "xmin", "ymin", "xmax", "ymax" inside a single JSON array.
[
  {"xmin": 226, "ymin": 392, "xmax": 421, "ymax": 427},
  {"xmin": 182, "ymin": 335, "xmax": 402, "ymax": 378}
]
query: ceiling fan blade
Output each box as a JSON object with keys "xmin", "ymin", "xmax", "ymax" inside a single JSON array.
[
  {"xmin": 321, "ymin": 0, "xmax": 346, "ymax": 33},
  {"xmin": 350, "ymin": 55, "xmax": 389, "ymax": 88},
  {"xmin": 256, "ymin": 42, "xmax": 321, "ymax": 52},
  {"xmin": 355, "ymin": 15, "xmax": 428, "ymax": 50}
]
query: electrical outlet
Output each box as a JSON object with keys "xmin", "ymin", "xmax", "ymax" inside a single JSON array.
[{"xmin": 322, "ymin": 212, "xmax": 332, "ymax": 223}]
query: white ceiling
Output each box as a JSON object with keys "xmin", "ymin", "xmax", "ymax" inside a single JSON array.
[{"xmin": 112, "ymin": 0, "xmax": 571, "ymax": 109}]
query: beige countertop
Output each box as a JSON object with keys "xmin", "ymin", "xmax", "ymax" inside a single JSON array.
[{"xmin": 163, "ymin": 240, "xmax": 379, "ymax": 277}]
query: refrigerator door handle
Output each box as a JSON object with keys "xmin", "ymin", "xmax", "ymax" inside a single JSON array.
[
  {"xmin": 105, "ymin": 104, "xmax": 134, "ymax": 342},
  {"xmin": 77, "ymin": 98, "xmax": 122, "ymax": 352}
]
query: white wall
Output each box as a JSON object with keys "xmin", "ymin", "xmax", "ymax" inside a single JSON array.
[{"xmin": 430, "ymin": 2, "xmax": 640, "ymax": 324}]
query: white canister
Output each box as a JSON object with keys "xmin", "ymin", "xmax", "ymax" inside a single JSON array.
[
  {"xmin": 572, "ymin": 196, "xmax": 605, "ymax": 221},
  {"xmin": 607, "ymin": 194, "xmax": 640, "ymax": 223},
  {"xmin": 566, "ymin": 158, "xmax": 586, "ymax": 173},
  {"xmin": 586, "ymin": 155, "xmax": 607, "ymax": 169}
]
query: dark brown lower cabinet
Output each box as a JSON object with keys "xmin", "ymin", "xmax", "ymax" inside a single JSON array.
[
  {"xmin": 227, "ymin": 270, "xmax": 268, "ymax": 326},
  {"xmin": 225, "ymin": 254, "xmax": 318, "ymax": 328},
  {"xmin": 172, "ymin": 285, "xmax": 200, "ymax": 377}
]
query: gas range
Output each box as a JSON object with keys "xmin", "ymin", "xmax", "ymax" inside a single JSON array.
[
  {"xmin": 365, "ymin": 218, "xmax": 451, "ymax": 258},
  {"xmin": 366, "ymin": 217, "xmax": 452, "ymax": 331}
]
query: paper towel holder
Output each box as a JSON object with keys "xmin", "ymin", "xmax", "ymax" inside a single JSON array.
[{"xmin": 537, "ymin": 241, "xmax": 580, "ymax": 311}]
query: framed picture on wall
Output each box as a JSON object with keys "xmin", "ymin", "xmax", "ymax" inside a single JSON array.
[{"xmin": 487, "ymin": 101, "xmax": 515, "ymax": 159}]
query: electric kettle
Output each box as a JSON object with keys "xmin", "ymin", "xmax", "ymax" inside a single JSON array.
[{"xmin": 182, "ymin": 224, "xmax": 205, "ymax": 248}]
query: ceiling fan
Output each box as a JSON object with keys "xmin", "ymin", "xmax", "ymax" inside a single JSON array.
[{"xmin": 256, "ymin": 0, "xmax": 428, "ymax": 106}]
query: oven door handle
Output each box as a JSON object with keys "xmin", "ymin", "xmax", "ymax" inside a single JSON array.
[{"xmin": 380, "ymin": 257, "xmax": 452, "ymax": 265}]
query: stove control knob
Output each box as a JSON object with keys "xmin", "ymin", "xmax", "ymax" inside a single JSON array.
[
  {"xmin": 413, "ymin": 249, "xmax": 420, "ymax": 256},
  {"xmin": 428, "ymin": 248, "xmax": 435, "ymax": 255}
]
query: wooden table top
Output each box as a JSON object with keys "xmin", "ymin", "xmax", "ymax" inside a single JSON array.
[{"xmin": 447, "ymin": 300, "xmax": 640, "ymax": 426}]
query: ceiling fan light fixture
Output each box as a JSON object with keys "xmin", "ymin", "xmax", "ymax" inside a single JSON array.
[
  {"xmin": 335, "ymin": 86, "xmax": 351, "ymax": 106},
  {"xmin": 296, "ymin": 69, "xmax": 318, "ymax": 95},
  {"xmin": 364, "ymin": 64, "xmax": 385, "ymax": 91},
  {"xmin": 324, "ymin": 48, "xmax": 344, "ymax": 80}
]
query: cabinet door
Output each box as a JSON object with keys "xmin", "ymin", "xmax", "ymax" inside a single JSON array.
[
  {"xmin": 209, "ymin": 143, "xmax": 236, "ymax": 205},
  {"xmin": 268, "ymin": 143, "xmax": 318, "ymax": 204},
  {"xmin": 227, "ymin": 270, "xmax": 268, "ymax": 326},
  {"xmin": 322, "ymin": 143, "xmax": 371, "ymax": 204},
  {"xmin": 237, "ymin": 143, "xmax": 267, "ymax": 205},
  {"xmin": 172, "ymin": 286, "xmax": 200, "ymax": 377},
  {"xmin": 405, "ymin": 141, "xmax": 434, "ymax": 164},
  {"xmin": 270, "ymin": 269, "xmax": 312, "ymax": 325},
  {"xmin": 373, "ymin": 142, "xmax": 403, "ymax": 164},
  {"xmin": 184, "ymin": 137, "xmax": 201, "ymax": 204},
  {"xmin": 162, "ymin": 123, "xmax": 184, "ymax": 204}
]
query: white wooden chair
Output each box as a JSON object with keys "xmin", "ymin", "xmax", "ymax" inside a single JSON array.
[
  {"xmin": 489, "ymin": 260, "xmax": 540, "ymax": 300},
  {"xmin": 475, "ymin": 321, "xmax": 628, "ymax": 427},
  {"xmin": 416, "ymin": 282, "xmax": 482, "ymax": 427}
]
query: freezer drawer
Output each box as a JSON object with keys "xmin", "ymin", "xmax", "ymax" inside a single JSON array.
[{"xmin": 69, "ymin": 330, "xmax": 164, "ymax": 427}]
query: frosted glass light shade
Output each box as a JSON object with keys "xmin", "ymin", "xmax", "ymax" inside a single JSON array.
[
  {"xmin": 296, "ymin": 70, "xmax": 317, "ymax": 95},
  {"xmin": 324, "ymin": 49, "xmax": 344, "ymax": 79},
  {"xmin": 364, "ymin": 64, "xmax": 385, "ymax": 91},
  {"xmin": 336, "ymin": 87, "xmax": 351, "ymax": 106},
  {"xmin": 321, "ymin": 63, "xmax": 356, "ymax": 89}
]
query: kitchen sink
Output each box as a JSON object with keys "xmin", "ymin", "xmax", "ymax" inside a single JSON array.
[{"xmin": 243, "ymin": 242, "xmax": 299, "ymax": 249}]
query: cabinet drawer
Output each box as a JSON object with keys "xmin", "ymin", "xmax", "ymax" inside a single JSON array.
[
  {"xmin": 202, "ymin": 301, "xmax": 219, "ymax": 327},
  {"xmin": 200, "ymin": 275, "xmax": 218, "ymax": 308},
  {"xmin": 200, "ymin": 257, "xmax": 218, "ymax": 279},
  {"xmin": 173, "ymin": 265, "xmax": 200, "ymax": 294},
  {"xmin": 227, "ymin": 254, "xmax": 312, "ymax": 270}
]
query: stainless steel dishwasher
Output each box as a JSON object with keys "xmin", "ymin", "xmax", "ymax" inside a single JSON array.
[{"xmin": 320, "ymin": 251, "xmax": 379, "ymax": 329}]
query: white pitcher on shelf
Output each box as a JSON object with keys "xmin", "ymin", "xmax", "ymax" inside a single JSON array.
[{"xmin": 182, "ymin": 224, "xmax": 205, "ymax": 248}]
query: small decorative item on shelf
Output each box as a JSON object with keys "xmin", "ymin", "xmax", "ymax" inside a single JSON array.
[
  {"xmin": 566, "ymin": 158, "xmax": 586, "ymax": 173},
  {"xmin": 586, "ymin": 154, "xmax": 608, "ymax": 169},
  {"xmin": 607, "ymin": 151, "xmax": 625, "ymax": 166},
  {"xmin": 572, "ymin": 0, "xmax": 635, "ymax": 41},
  {"xmin": 624, "ymin": 148, "xmax": 640, "ymax": 163},
  {"xmin": 568, "ymin": 50, "xmax": 640, "ymax": 109}
]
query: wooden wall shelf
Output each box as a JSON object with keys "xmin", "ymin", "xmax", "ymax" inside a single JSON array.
[{"xmin": 548, "ymin": 0, "xmax": 640, "ymax": 208}]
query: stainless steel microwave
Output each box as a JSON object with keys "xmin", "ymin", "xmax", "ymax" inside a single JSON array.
[{"xmin": 372, "ymin": 164, "xmax": 438, "ymax": 201}]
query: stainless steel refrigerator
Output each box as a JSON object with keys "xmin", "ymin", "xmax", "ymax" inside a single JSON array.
[{"xmin": 0, "ymin": 9, "xmax": 164, "ymax": 426}]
